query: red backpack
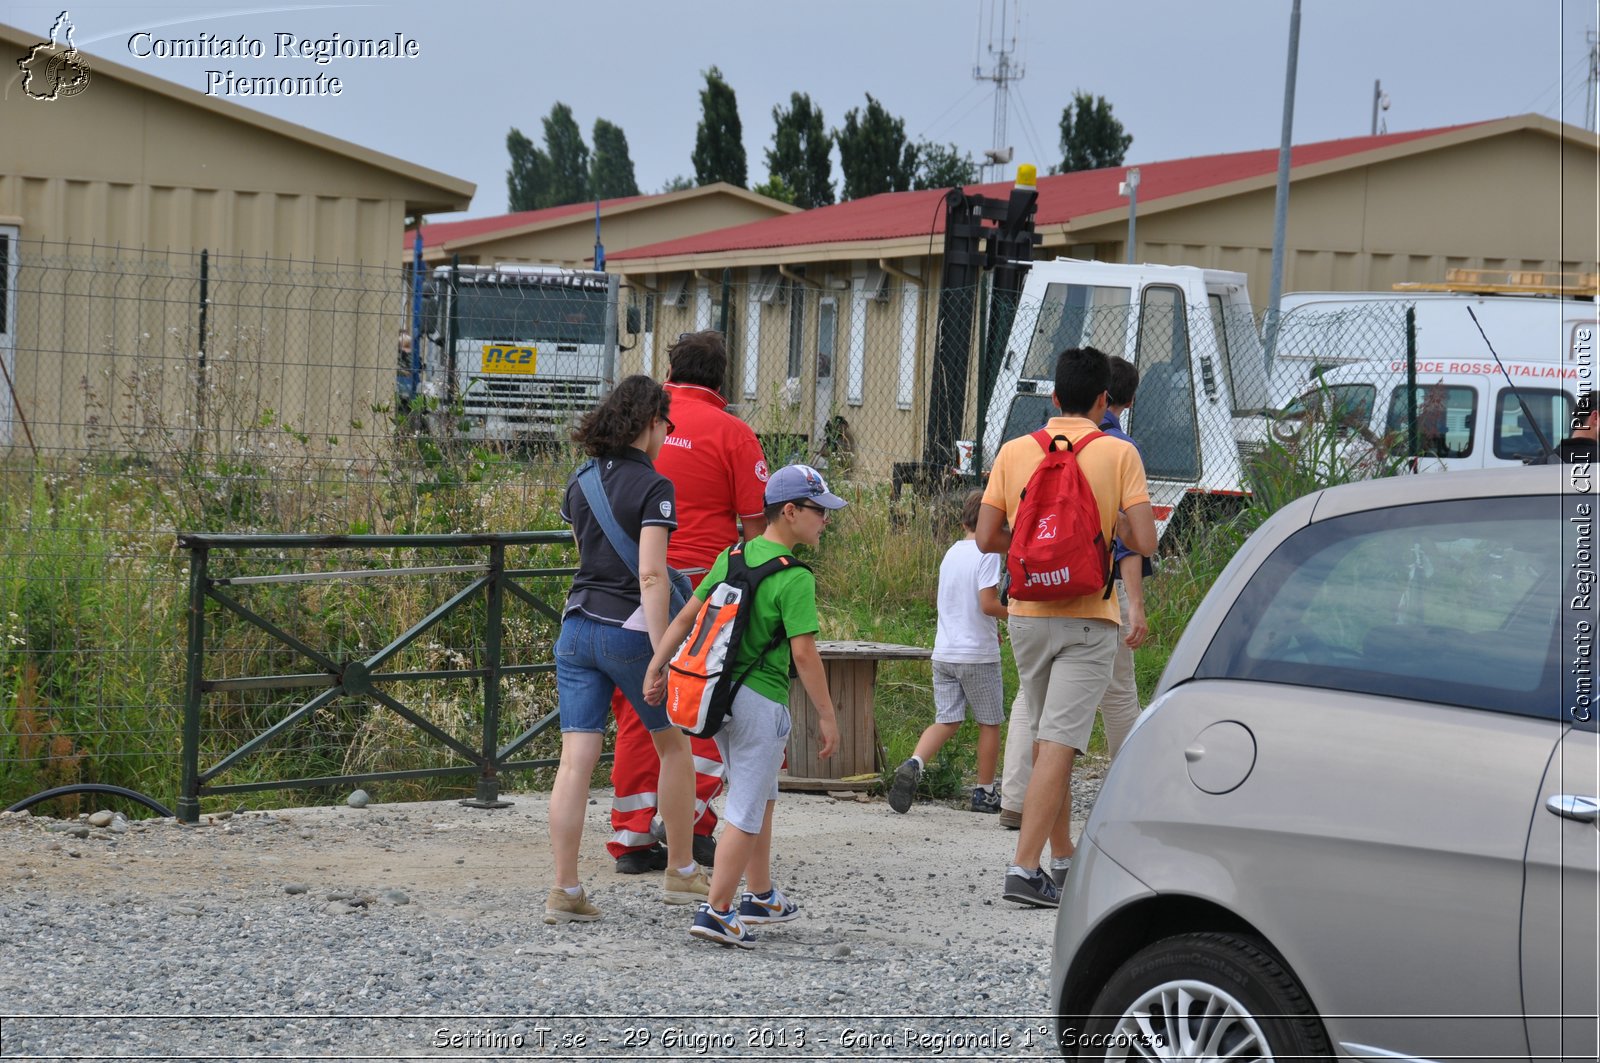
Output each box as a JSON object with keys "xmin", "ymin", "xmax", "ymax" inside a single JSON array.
[{"xmin": 1005, "ymin": 429, "xmax": 1114, "ymax": 601}]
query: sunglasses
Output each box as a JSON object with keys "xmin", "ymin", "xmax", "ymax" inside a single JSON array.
[
  {"xmin": 794, "ymin": 501, "xmax": 830, "ymax": 519},
  {"xmin": 662, "ymin": 418, "xmax": 676, "ymax": 435}
]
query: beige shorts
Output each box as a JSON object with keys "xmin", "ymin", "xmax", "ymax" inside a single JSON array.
[{"xmin": 1008, "ymin": 615, "xmax": 1119, "ymax": 752}]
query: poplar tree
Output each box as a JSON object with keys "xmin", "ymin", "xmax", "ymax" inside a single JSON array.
[
  {"xmin": 591, "ymin": 119, "xmax": 641, "ymax": 199},
  {"xmin": 835, "ymin": 94, "xmax": 918, "ymax": 201},
  {"xmin": 506, "ymin": 127, "xmax": 548, "ymax": 212},
  {"xmin": 541, "ymin": 102, "xmax": 592, "ymax": 206},
  {"xmin": 692, "ymin": 66, "xmax": 748, "ymax": 188},
  {"xmin": 765, "ymin": 92, "xmax": 835, "ymax": 208}
]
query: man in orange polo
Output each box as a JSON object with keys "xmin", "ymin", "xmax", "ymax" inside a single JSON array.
[
  {"xmin": 977, "ymin": 345, "xmax": 1156, "ymax": 908},
  {"xmin": 607, "ymin": 330, "xmax": 769, "ymax": 873}
]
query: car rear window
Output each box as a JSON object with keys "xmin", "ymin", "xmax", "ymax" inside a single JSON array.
[{"xmin": 1196, "ymin": 495, "xmax": 1569, "ymax": 719}]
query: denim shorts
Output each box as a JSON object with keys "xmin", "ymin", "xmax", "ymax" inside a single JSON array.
[{"xmin": 555, "ymin": 612, "xmax": 670, "ymax": 734}]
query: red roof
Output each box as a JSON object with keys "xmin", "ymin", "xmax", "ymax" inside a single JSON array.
[
  {"xmin": 611, "ymin": 122, "xmax": 1487, "ymax": 262},
  {"xmin": 404, "ymin": 192, "xmax": 655, "ymax": 252}
]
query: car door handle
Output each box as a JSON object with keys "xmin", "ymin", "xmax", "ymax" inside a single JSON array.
[{"xmin": 1545, "ymin": 794, "xmax": 1600, "ymax": 822}]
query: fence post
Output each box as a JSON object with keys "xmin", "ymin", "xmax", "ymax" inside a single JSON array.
[
  {"xmin": 178, "ymin": 544, "xmax": 207, "ymax": 823},
  {"xmin": 719, "ymin": 268, "xmax": 731, "ymax": 336},
  {"xmin": 462, "ymin": 540, "xmax": 511, "ymax": 809},
  {"xmin": 1405, "ymin": 306, "xmax": 1418, "ymax": 461},
  {"xmin": 193, "ymin": 249, "xmax": 209, "ymax": 457}
]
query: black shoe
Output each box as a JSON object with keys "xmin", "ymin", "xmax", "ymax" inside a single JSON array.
[
  {"xmin": 888, "ymin": 758, "xmax": 921, "ymax": 814},
  {"xmin": 693, "ymin": 833, "xmax": 717, "ymax": 869},
  {"xmin": 615, "ymin": 844, "xmax": 668, "ymax": 875},
  {"xmin": 1002, "ymin": 867, "xmax": 1060, "ymax": 908}
]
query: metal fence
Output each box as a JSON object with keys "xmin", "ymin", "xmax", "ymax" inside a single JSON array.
[{"xmin": 1, "ymin": 239, "xmax": 1462, "ymax": 814}]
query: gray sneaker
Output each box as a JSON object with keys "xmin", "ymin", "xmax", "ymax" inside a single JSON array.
[
  {"xmin": 1002, "ymin": 867, "xmax": 1060, "ymax": 908},
  {"xmin": 970, "ymin": 785, "xmax": 1002, "ymax": 814},
  {"xmin": 888, "ymin": 758, "xmax": 921, "ymax": 813},
  {"xmin": 1049, "ymin": 859, "xmax": 1072, "ymax": 888}
]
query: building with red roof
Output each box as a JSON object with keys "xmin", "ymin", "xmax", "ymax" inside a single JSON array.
[
  {"xmin": 401, "ymin": 182, "xmax": 794, "ymax": 268},
  {"xmin": 606, "ymin": 114, "xmax": 1596, "ymax": 478}
]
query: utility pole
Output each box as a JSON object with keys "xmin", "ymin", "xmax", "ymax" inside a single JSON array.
[
  {"xmin": 974, "ymin": 0, "xmax": 1024, "ymax": 182},
  {"xmin": 1370, "ymin": 79, "xmax": 1389, "ymax": 136},
  {"xmin": 1587, "ymin": 30, "xmax": 1599, "ymax": 133},
  {"xmin": 1264, "ymin": 0, "xmax": 1302, "ymax": 378}
]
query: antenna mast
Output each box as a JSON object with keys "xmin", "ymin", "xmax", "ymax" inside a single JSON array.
[
  {"xmin": 1587, "ymin": 29, "xmax": 1599, "ymax": 133},
  {"xmin": 974, "ymin": 0, "xmax": 1024, "ymax": 182}
]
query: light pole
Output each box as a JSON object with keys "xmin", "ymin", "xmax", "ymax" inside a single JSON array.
[{"xmin": 1119, "ymin": 167, "xmax": 1140, "ymax": 264}]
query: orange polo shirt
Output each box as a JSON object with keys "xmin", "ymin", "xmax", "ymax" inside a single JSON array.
[{"xmin": 981, "ymin": 414, "xmax": 1149, "ymax": 624}]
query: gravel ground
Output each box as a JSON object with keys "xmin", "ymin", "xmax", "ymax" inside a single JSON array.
[{"xmin": 0, "ymin": 766, "xmax": 1105, "ymax": 1062}]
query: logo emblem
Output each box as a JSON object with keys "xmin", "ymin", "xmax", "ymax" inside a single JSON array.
[
  {"xmin": 1035, "ymin": 514, "xmax": 1059, "ymax": 541},
  {"xmin": 659, "ymin": 501, "xmax": 673, "ymax": 518},
  {"xmin": 19, "ymin": 12, "xmax": 92, "ymax": 102},
  {"xmin": 755, "ymin": 460, "xmax": 769, "ymax": 482}
]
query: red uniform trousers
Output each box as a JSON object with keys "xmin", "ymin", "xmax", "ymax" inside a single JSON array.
[{"xmin": 605, "ymin": 687, "xmax": 724, "ymax": 857}]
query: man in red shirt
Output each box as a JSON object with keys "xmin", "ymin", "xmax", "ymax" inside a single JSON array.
[{"xmin": 607, "ymin": 330, "xmax": 769, "ymax": 873}]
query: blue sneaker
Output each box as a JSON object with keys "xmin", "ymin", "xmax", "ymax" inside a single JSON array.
[
  {"xmin": 689, "ymin": 903, "xmax": 757, "ymax": 949},
  {"xmin": 970, "ymin": 784, "xmax": 1002, "ymax": 814},
  {"xmin": 738, "ymin": 887, "xmax": 800, "ymax": 924}
]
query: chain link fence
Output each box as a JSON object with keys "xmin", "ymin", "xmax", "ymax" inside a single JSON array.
[{"xmin": 4, "ymin": 239, "xmax": 1510, "ymax": 813}]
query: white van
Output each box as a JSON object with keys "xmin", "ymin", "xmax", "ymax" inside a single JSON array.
[
  {"xmin": 1266, "ymin": 352, "xmax": 1588, "ymax": 473},
  {"xmin": 1260, "ymin": 276, "xmax": 1594, "ymax": 471},
  {"xmin": 1268, "ymin": 281, "xmax": 1594, "ymax": 405}
]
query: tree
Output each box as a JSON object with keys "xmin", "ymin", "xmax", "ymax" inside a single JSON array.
[
  {"xmin": 750, "ymin": 175, "xmax": 796, "ymax": 205},
  {"xmin": 765, "ymin": 92, "xmax": 834, "ymax": 208},
  {"xmin": 541, "ymin": 102, "xmax": 591, "ymax": 206},
  {"xmin": 835, "ymin": 94, "xmax": 918, "ymax": 201},
  {"xmin": 912, "ymin": 140, "xmax": 978, "ymax": 191},
  {"xmin": 659, "ymin": 174, "xmax": 697, "ymax": 194},
  {"xmin": 506, "ymin": 126, "xmax": 548, "ymax": 211},
  {"xmin": 692, "ymin": 66, "xmax": 747, "ymax": 188},
  {"xmin": 1057, "ymin": 91, "xmax": 1132, "ymax": 173},
  {"xmin": 590, "ymin": 118, "xmax": 640, "ymax": 199}
]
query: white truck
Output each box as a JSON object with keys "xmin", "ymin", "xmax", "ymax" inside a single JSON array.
[
  {"xmin": 980, "ymin": 258, "xmax": 1266, "ymax": 540},
  {"xmin": 1260, "ymin": 271, "xmax": 1595, "ymax": 471},
  {"xmin": 414, "ymin": 264, "xmax": 637, "ymax": 442}
]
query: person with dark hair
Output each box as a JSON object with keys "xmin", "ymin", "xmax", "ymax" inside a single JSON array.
[
  {"xmin": 1538, "ymin": 391, "xmax": 1597, "ymax": 464},
  {"xmin": 605, "ymin": 330, "xmax": 771, "ymax": 876},
  {"xmin": 888, "ymin": 489, "xmax": 1009, "ymax": 815},
  {"xmin": 977, "ymin": 346, "xmax": 1156, "ymax": 909},
  {"xmin": 545, "ymin": 375, "xmax": 707, "ymax": 924},
  {"xmin": 996, "ymin": 356, "xmax": 1150, "ymax": 830}
]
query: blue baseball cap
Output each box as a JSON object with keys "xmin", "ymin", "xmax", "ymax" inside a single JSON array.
[{"xmin": 764, "ymin": 463, "xmax": 849, "ymax": 509}]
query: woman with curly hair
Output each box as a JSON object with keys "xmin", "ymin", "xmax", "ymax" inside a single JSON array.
[{"xmin": 545, "ymin": 375, "xmax": 708, "ymax": 924}]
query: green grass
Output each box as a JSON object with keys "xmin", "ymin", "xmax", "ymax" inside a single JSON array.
[{"xmin": 3, "ymin": 404, "xmax": 1383, "ymax": 819}]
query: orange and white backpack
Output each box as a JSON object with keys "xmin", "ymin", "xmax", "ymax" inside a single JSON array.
[{"xmin": 665, "ymin": 543, "xmax": 808, "ymax": 738}]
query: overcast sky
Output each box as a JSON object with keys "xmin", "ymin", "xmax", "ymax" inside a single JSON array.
[{"xmin": 10, "ymin": 0, "xmax": 1597, "ymax": 219}]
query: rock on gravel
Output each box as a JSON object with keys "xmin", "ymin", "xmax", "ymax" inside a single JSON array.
[{"xmin": 0, "ymin": 765, "xmax": 1109, "ymax": 1058}]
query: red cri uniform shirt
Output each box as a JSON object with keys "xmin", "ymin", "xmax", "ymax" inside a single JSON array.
[{"xmin": 657, "ymin": 381, "xmax": 769, "ymax": 573}]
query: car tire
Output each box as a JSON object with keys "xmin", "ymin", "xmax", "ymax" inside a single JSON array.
[{"xmin": 1077, "ymin": 931, "xmax": 1332, "ymax": 1061}]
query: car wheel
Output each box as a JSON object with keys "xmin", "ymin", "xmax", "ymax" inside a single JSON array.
[{"xmin": 1079, "ymin": 932, "xmax": 1332, "ymax": 1061}]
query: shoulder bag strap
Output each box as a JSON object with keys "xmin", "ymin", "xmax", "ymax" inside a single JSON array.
[{"xmin": 576, "ymin": 460, "xmax": 641, "ymax": 578}]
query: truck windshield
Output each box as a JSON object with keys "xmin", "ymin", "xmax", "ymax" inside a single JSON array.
[
  {"xmin": 1021, "ymin": 283, "xmax": 1132, "ymax": 379},
  {"xmin": 453, "ymin": 284, "xmax": 609, "ymax": 344}
]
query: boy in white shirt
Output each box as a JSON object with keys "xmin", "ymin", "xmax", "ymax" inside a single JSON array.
[{"xmin": 889, "ymin": 490, "xmax": 1009, "ymax": 814}]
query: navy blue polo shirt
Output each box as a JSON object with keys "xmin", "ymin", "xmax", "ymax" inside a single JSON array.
[{"xmin": 561, "ymin": 448, "xmax": 677, "ymax": 625}]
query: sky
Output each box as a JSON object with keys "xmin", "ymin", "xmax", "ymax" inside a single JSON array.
[{"xmin": 8, "ymin": 0, "xmax": 1598, "ymax": 220}]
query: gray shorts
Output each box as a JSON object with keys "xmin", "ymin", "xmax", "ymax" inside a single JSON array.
[
  {"xmin": 931, "ymin": 660, "xmax": 1006, "ymax": 725},
  {"xmin": 1008, "ymin": 615, "xmax": 1119, "ymax": 753},
  {"xmin": 713, "ymin": 685, "xmax": 792, "ymax": 835}
]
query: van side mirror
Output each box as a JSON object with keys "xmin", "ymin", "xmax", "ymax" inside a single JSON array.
[{"xmin": 625, "ymin": 305, "xmax": 642, "ymax": 335}]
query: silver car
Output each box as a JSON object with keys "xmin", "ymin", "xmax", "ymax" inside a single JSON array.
[{"xmin": 1051, "ymin": 464, "xmax": 1597, "ymax": 1062}]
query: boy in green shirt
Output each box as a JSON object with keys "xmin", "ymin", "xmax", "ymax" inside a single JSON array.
[{"xmin": 645, "ymin": 464, "xmax": 843, "ymax": 948}]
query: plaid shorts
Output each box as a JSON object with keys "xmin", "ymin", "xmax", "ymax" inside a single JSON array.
[{"xmin": 931, "ymin": 660, "xmax": 1006, "ymax": 726}]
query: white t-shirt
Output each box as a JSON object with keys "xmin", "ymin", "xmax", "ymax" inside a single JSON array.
[{"xmin": 933, "ymin": 539, "xmax": 1003, "ymax": 664}]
